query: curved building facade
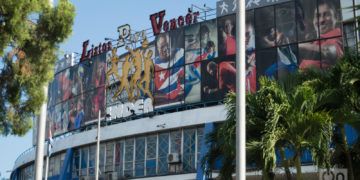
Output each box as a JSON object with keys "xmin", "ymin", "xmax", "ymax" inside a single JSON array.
[{"xmin": 11, "ymin": 0, "xmax": 359, "ymax": 179}]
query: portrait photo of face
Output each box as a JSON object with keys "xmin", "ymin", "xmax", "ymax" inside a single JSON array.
[
  {"xmin": 200, "ymin": 19, "xmax": 218, "ymax": 61},
  {"xmin": 255, "ymin": 6, "xmax": 276, "ymax": 49},
  {"xmin": 275, "ymin": 2, "xmax": 297, "ymax": 45},
  {"xmin": 169, "ymin": 28, "xmax": 185, "ymax": 68},
  {"xmin": 185, "ymin": 24, "xmax": 201, "ymax": 64},
  {"xmin": 296, "ymin": 0, "xmax": 318, "ymax": 42},
  {"xmin": 155, "ymin": 33, "xmax": 170, "ymax": 71},
  {"xmin": 218, "ymin": 15, "xmax": 236, "ymax": 56},
  {"xmin": 313, "ymin": 0, "xmax": 342, "ymax": 38}
]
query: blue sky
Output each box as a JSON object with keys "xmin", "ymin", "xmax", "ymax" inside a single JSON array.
[{"xmin": 0, "ymin": 0, "xmax": 215, "ymax": 178}]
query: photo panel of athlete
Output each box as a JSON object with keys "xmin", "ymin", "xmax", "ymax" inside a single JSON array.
[
  {"xmin": 47, "ymin": 81, "xmax": 55, "ymax": 108},
  {"xmin": 83, "ymin": 90, "xmax": 94, "ymax": 123},
  {"xmin": 154, "ymin": 33, "xmax": 170, "ymax": 71},
  {"xmin": 154, "ymin": 70, "xmax": 170, "ymax": 107},
  {"xmin": 320, "ymin": 37, "xmax": 343, "ymax": 68},
  {"xmin": 298, "ymin": 40, "xmax": 321, "ymax": 69},
  {"xmin": 185, "ymin": 23, "xmax": 201, "ymax": 64},
  {"xmin": 218, "ymin": 14, "xmax": 236, "ymax": 56},
  {"xmin": 255, "ymin": 6, "xmax": 276, "ymax": 49},
  {"xmin": 275, "ymin": 2, "xmax": 297, "ymax": 45},
  {"xmin": 53, "ymin": 103, "xmax": 64, "ymax": 136},
  {"xmin": 185, "ymin": 62, "xmax": 201, "ymax": 104},
  {"xmin": 216, "ymin": 56, "xmax": 236, "ymax": 99},
  {"xmin": 68, "ymin": 95, "xmax": 85, "ymax": 130},
  {"xmin": 71, "ymin": 63, "xmax": 87, "ymax": 96},
  {"xmin": 91, "ymin": 54, "xmax": 107, "ymax": 89},
  {"xmin": 60, "ymin": 68, "xmax": 72, "ymax": 102},
  {"xmin": 46, "ymin": 106, "xmax": 55, "ymax": 134},
  {"xmin": 246, "ymin": 10, "xmax": 257, "ymax": 93},
  {"xmin": 201, "ymin": 59, "xmax": 222, "ymax": 102},
  {"xmin": 296, "ymin": 0, "xmax": 318, "ymax": 42},
  {"xmin": 200, "ymin": 19, "xmax": 218, "ymax": 61},
  {"xmin": 80, "ymin": 58, "xmax": 93, "ymax": 92},
  {"xmin": 277, "ymin": 44, "xmax": 299, "ymax": 80},
  {"xmin": 169, "ymin": 28, "xmax": 185, "ymax": 68},
  {"xmin": 256, "ymin": 48, "xmax": 278, "ymax": 80},
  {"xmin": 168, "ymin": 66, "xmax": 185, "ymax": 105},
  {"xmin": 53, "ymin": 73, "xmax": 62, "ymax": 105},
  {"xmin": 61, "ymin": 101, "xmax": 70, "ymax": 133},
  {"xmin": 314, "ymin": 0, "xmax": 342, "ymax": 39},
  {"xmin": 90, "ymin": 86, "xmax": 106, "ymax": 121}
]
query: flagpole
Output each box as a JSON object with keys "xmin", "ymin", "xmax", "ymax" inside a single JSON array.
[{"xmin": 235, "ymin": 0, "xmax": 246, "ymax": 180}]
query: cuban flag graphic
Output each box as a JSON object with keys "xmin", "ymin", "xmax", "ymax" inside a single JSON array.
[{"xmin": 155, "ymin": 49, "xmax": 185, "ymax": 100}]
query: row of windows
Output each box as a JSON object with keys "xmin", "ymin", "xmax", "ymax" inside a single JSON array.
[{"xmin": 71, "ymin": 127, "xmax": 204, "ymax": 179}]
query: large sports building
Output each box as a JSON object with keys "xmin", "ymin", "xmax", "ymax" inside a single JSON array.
[{"xmin": 11, "ymin": 0, "xmax": 359, "ymax": 179}]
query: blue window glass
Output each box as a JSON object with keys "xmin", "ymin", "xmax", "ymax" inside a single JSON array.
[
  {"xmin": 115, "ymin": 141, "xmax": 124, "ymax": 177},
  {"xmin": 183, "ymin": 129, "xmax": 196, "ymax": 172},
  {"xmin": 124, "ymin": 138, "xmax": 134, "ymax": 177},
  {"xmin": 170, "ymin": 131, "xmax": 182, "ymax": 153},
  {"xmin": 80, "ymin": 147, "xmax": 88, "ymax": 176},
  {"xmin": 146, "ymin": 135, "xmax": 157, "ymax": 176},
  {"xmin": 72, "ymin": 149, "xmax": 80, "ymax": 177},
  {"xmin": 158, "ymin": 133, "xmax": 169, "ymax": 175},
  {"xmin": 135, "ymin": 137, "xmax": 145, "ymax": 177}
]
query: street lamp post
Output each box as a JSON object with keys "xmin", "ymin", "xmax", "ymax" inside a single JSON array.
[
  {"xmin": 235, "ymin": 0, "xmax": 246, "ymax": 180},
  {"xmin": 95, "ymin": 110, "xmax": 101, "ymax": 180}
]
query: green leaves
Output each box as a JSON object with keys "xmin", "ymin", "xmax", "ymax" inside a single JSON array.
[{"xmin": 0, "ymin": 0, "xmax": 75, "ymax": 136}]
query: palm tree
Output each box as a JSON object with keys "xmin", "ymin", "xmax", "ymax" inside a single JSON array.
[
  {"xmin": 203, "ymin": 74, "xmax": 334, "ymax": 180},
  {"xmin": 258, "ymin": 77, "xmax": 333, "ymax": 180},
  {"xmin": 299, "ymin": 52, "xmax": 360, "ymax": 180}
]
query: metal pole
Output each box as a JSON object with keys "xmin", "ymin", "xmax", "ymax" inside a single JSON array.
[
  {"xmin": 95, "ymin": 110, "xmax": 101, "ymax": 180},
  {"xmin": 34, "ymin": 86, "xmax": 48, "ymax": 180},
  {"xmin": 44, "ymin": 151, "xmax": 50, "ymax": 180},
  {"xmin": 235, "ymin": 0, "xmax": 246, "ymax": 180}
]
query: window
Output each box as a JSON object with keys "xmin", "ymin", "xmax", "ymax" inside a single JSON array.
[
  {"xmin": 170, "ymin": 130, "xmax": 182, "ymax": 154},
  {"xmin": 88, "ymin": 145, "xmax": 95, "ymax": 176},
  {"xmin": 146, "ymin": 135, "xmax": 157, "ymax": 176},
  {"xmin": 105, "ymin": 142, "xmax": 115, "ymax": 173},
  {"xmin": 157, "ymin": 132, "xmax": 169, "ymax": 175},
  {"xmin": 124, "ymin": 138, "xmax": 134, "ymax": 177},
  {"xmin": 183, "ymin": 128, "xmax": 196, "ymax": 173},
  {"xmin": 72, "ymin": 149, "xmax": 80, "ymax": 177},
  {"xmin": 115, "ymin": 141, "xmax": 124, "ymax": 177},
  {"xmin": 196, "ymin": 127, "xmax": 204, "ymax": 167},
  {"xmin": 80, "ymin": 147, "xmax": 89, "ymax": 176},
  {"xmin": 135, "ymin": 137, "xmax": 146, "ymax": 177}
]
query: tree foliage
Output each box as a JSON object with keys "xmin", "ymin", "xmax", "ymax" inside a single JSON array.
[{"xmin": 0, "ymin": 0, "xmax": 75, "ymax": 136}]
